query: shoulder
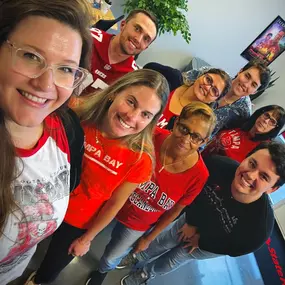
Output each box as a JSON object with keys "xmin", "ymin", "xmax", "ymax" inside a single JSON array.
[
  {"xmin": 143, "ymin": 62, "xmax": 183, "ymax": 91},
  {"xmin": 247, "ymin": 194, "xmax": 274, "ymax": 241},
  {"xmin": 60, "ymin": 109, "xmax": 84, "ymax": 140},
  {"xmin": 234, "ymin": 97, "xmax": 252, "ymax": 116},
  {"xmin": 90, "ymin": 28, "xmax": 111, "ymax": 45},
  {"xmin": 126, "ymin": 151, "xmax": 153, "ymax": 183},
  {"xmin": 196, "ymin": 155, "xmax": 210, "ymax": 178},
  {"xmin": 136, "ymin": 152, "xmax": 152, "ymax": 169},
  {"xmin": 204, "ymin": 155, "xmax": 238, "ymax": 181},
  {"xmin": 154, "ymin": 127, "xmax": 170, "ymax": 142}
]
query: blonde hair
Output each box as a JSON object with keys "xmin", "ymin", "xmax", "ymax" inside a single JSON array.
[
  {"xmin": 179, "ymin": 101, "xmax": 217, "ymax": 137},
  {"xmin": 75, "ymin": 69, "xmax": 169, "ymax": 163}
]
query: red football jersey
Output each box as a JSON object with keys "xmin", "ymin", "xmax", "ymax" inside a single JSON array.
[{"xmin": 88, "ymin": 28, "xmax": 138, "ymax": 90}]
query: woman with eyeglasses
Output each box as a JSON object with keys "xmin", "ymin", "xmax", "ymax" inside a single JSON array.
[
  {"xmin": 85, "ymin": 102, "xmax": 216, "ymax": 285},
  {"xmin": 202, "ymin": 105, "xmax": 285, "ymax": 162},
  {"xmin": 0, "ymin": 0, "xmax": 92, "ymax": 284},
  {"xmin": 156, "ymin": 68, "xmax": 231, "ymax": 130},
  {"xmin": 146, "ymin": 60, "xmax": 272, "ymax": 137}
]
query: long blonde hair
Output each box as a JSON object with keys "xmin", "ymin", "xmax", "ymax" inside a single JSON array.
[{"xmin": 75, "ymin": 69, "xmax": 170, "ymax": 163}]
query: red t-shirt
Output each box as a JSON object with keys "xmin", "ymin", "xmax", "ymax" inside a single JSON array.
[
  {"xmin": 116, "ymin": 128, "xmax": 209, "ymax": 231},
  {"xmin": 88, "ymin": 28, "xmax": 138, "ymax": 90},
  {"xmin": 157, "ymin": 90, "xmax": 176, "ymax": 129},
  {"xmin": 202, "ymin": 128, "xmax": 260, "ymax": 163},
  {"xmin": 64, "ymin": 124, "xmax": 152, "ymax": 229}
]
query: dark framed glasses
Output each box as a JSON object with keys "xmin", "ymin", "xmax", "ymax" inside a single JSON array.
[
  {"xmin": 202, "ymin": 74, "xmax": 220, "ymax": 98},
  {"xmin": 176, "ymin": 122, "xmax": 207, "ymax": 145}
]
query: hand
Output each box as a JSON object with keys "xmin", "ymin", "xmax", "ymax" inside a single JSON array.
[
  {"xmin": 133, "ymin": 236, "xmax": 151, "ymax": 254},
  {"xmin": 183, "ymin": 233, "xmax": 200, "ymax": 254},
  {"xmin": 68, "ymin": 237, "xmax": 91, "ymax": 257},
  {"xmin": 178, "ymin": 223, "xmax": 197, "ymax": 243}
]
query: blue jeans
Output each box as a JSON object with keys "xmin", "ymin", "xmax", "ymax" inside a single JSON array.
[
  {"xmin": 135, "ymin": 214, "xmax": 222, "ymax": 280},
  {"xmin": 98, "ymin": 221, "xmax": 145, "ymax": 273}
]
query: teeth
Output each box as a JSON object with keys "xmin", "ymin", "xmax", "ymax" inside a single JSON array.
[
  {"xmin": 130, "ymin": 41, "xmax": 136, "ymax": 49},
  {"xmin": 21, "ymin": 91, "xmax": 47, "ymax": 104},
  {"xmin": 241, "ymin": 176, "xmax": 251, "ymax": 187},
  {"xmin": 119, "ymin": 117, "xmax": 131, "ymax": 129}
]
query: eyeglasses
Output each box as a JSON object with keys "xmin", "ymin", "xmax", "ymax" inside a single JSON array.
[
  {"xmin": 176, "ymin": 122, "xmax": 206, "ymax": 145},
  {"xmin": 262, "ymin": 112, "xmax": 278, "ymax": 127},
  {"xmin": 6, "ymin": 40, "xmax": 89, "ymax": 90},
  {"xmin": 202, "ymin": 74, "xmax": 220, "ymax": 98}
]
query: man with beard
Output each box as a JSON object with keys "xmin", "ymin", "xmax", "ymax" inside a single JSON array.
[{"xmin": 88, "ymin": 9, "xmax": 158, "ymax": 90}]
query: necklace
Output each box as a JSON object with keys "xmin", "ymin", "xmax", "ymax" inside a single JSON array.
[
  {"xmin": 95, "ymin": 128, "xmax": 101, "ymax": 145},
  {"xmin": 178, "ymin": 86, "xmax": 191, "ymax": 108},
  {"xmin": 158, "ymin": 137, "xmax": 194, "ymax": 173},
  {"xmin": 222, "ymin": 96, "xmax": 232, "ymax": 105}
]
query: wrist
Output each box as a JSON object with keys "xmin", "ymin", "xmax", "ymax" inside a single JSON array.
[
  {"xmin": 143, "ymin": 234, "xmax": 154, "ymax": 243},
  {"xmin": 78, "ymin": 235, "xmax": 92, "ymax": 245}
]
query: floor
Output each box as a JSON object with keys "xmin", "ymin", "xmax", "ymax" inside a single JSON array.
[{"xmin": 8, "ymin": 221, "xmax": 265, "ymax": 285}]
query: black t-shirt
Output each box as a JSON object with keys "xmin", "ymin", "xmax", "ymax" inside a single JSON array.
[{"xmin": 185, "ymin": 155, "xmax": 274, "ymax": 257}]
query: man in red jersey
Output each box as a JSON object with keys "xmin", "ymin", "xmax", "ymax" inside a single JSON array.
[{"xmin": 87, "ymin": 9, "xmax": 158, "ymax": 91}]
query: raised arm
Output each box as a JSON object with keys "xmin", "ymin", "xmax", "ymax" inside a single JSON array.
[{"xmin": 68, "ymin": 181, "xmax": 138, "ymax": 256}]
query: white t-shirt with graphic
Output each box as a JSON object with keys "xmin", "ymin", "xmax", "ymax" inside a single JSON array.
[{"xmin": 0, "ymin": 115, "xmax": 70, "ymax": 285}]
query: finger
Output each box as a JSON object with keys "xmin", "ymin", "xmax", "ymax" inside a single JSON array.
[
  {"xmin": 178, "ymin": 233, "xmax": 184, "ymax": 242},
  {"xmin": 188, "ymin": 246, "xmax": 197, "ymax": 254},
  {"xmin": 183, "ymin": 242, "xmax": 191, "ymax": 249},
  {"xmin": 68, "ymin": 245, "xmax": 73, "ymax": 255}
]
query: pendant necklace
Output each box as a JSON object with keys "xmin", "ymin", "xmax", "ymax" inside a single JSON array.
[
  {"xmin": 95, "ymin": 128, "xmax": 102, "ymax": 145},
  {"xmin": 158, "ymin": 137, "xmax": 193, "ymax": 173}
]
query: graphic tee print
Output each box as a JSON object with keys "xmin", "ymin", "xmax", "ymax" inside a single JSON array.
[
  {"xmin": 0, "ymin": 115, "xmax": 70, "ymax": 285},
  {"xmin": 203, "ymin": 128, "xmax": 260, "ymax": 162}
]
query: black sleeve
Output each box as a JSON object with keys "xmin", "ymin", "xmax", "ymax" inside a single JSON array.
[
  {"xmin": 61, "ymin": 108, "xmax": 84, "ymax": 192},
  {"xmin": 143, "ymin": 62, "xmax": 183, "ymax": 92}
]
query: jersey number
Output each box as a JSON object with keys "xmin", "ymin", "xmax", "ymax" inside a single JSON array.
[{"xmin": 90, "ymin": 27, "xmax": 103, "ymax": 42}]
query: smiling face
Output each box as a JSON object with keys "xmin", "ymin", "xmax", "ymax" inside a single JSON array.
[
  {"xmin": 232, "ymin": 67, "xmax": 261, "ymax": 98},
  {"xmin": 231, "ymin": 149, "xmax": 280, "ymax": 203},
  {"xmin": 169, "ymin": 115, "xmax": 210, "ymax": 156},
  {"xmin": 192, "ymin": 73, "xmax": 226, "ymax": 104},
  {"xmin": 103, "ymin": 85, "xmax": 161, "ymax": 138},
  {"xmin": 252, "ymin": 110, "xmax": 277, "ymax": 135},
  {"xmin": 118, "ymin": 13, "xmax": 157, "ymax": 56},
  {"xmin": 0, "ymin": 16, "xmax": 83, "ymax": 127}
]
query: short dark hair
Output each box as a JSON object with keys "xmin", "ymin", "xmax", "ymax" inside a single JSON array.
[
  {"xmin": 240, "ymin": 59, "xmax": 271, "ymax": 92},
  {"xmin": 125, "ymin": 9, "xmax": 158, "ymax": 39},
  {"xmin": 247, "ymin": 141, "xmax": 285, "ymax": 187},
  {"xmin": 242, "ymin": 105, "xmax": 285, "ymax": 141}
]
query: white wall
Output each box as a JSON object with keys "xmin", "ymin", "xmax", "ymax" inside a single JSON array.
[
  {"xmin": 126, "ymin": 0, "xmax": 285, "ymax": 109},
  {"xmin": 112, "ymin": 0, "xmax": 285, "ymax": 108}
]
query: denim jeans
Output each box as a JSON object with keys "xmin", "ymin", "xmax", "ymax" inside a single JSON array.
[
  {"xmin": 98, "ymin": 221, "xmax": 145, "ymax": 273},
  {"xmin": 135, "ymin": 214, "xmax": 222, "ymax": 280}
]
